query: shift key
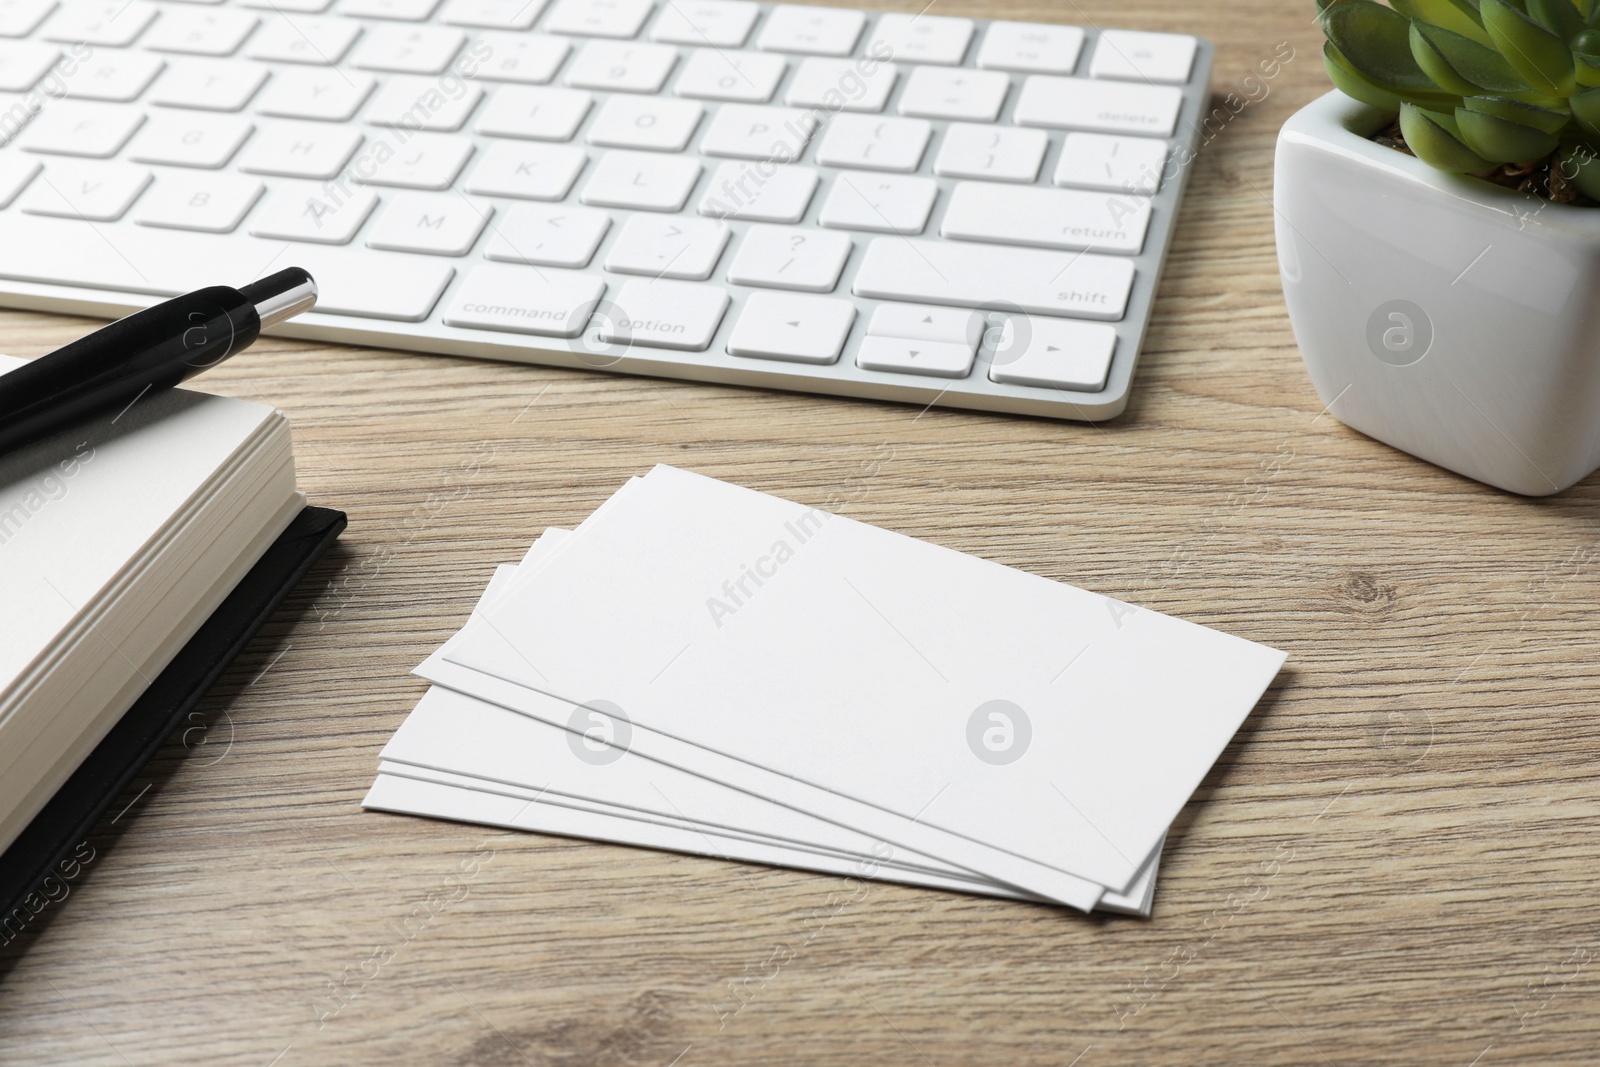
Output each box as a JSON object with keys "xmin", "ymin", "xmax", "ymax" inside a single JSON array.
[{"xmin": 852, "ymin": 237, "xmax": 1134, "ymax": 320}]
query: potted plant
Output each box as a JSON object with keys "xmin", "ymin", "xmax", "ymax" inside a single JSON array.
[{"xmin": 1276, "ymin": 0, "xmax": 1600, "ymax": 495}]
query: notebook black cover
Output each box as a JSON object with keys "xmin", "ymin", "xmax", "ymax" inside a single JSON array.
[{"xmin": 0, "ymin": 505, "xmax": 345, "ymax": 940}]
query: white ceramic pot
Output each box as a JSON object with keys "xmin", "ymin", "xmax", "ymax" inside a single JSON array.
[{"xmin": 1275, "ymin": 90, "xmax": 1600, "ymax": 496}]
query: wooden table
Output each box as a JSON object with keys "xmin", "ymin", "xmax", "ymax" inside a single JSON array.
[{"xmin": 3, "ymin": 1, "xmax": 1598, "ymax": 1063}]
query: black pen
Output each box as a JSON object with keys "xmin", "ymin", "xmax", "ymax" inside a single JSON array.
[{"xmin": 0, "ymin": 268, "xmax": 318, "ymax": 456}]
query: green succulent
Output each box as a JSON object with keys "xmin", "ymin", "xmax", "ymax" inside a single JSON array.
[{"xmin": 1318, "ymin": 0, "xmax": 1600, "ymax": 198}]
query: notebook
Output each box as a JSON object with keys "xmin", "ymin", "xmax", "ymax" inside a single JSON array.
[{"xmin": 0, "ymin": 353, "xmax": 304, "ymax": 856}]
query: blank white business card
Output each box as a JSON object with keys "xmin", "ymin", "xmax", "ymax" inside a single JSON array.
[{"xmin": 436, "ymin": 466, "xmax": 1284, "ymax": 903}]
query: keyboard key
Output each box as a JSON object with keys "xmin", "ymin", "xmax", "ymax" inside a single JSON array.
[
  {"xmin": 727, "ymin": 223, "xmax": 850, "ymax": 292},
  {"xmin": 40, "ymin": 1, "xmax": 155, "ymax": 46},
  {"xmin": 465, "ymin": 140, "xmax": 586, "ymax": 199},
  {"xmin": 818, "ymin": 171, "xmax": 935, "ymax": 233},
  {"xmin": 62, "ymin": 50, "xmax": 165, "ymax": 101},
  {"xmin": 248, "ymin": 179, "xmax": 377, "ymax": 242},
  {"xmin": 239, "ymin": 0, "xmax": 333, "ymax": 11},
  {"xmin": 699, "ymin": 103, "xmax": 813, "ymax": 160},
  {"xmin": 784, "ymin": 57, "xmax": 895, "ymax": 113},
  {"xmin": 855, "ymin": 336, "xmax": 974, "ymax": 378},
  {"xmin": 127, "ymin": 109, "xmax": 252, "ymax": 167},
  {"xmin": 1014, "ymin": 75, "xmax": 1183, "ymax": 136},
  {"xmin": 365, "ymin": 73, "xmax": 483, "ymax": 129},
  {"xmin": 18, "ymin": 100, "xmax": 144, "ymax": 156},
  {"xmin": 19, "ymin": 159, "xmax": 149, "ymax": 218},
  {"xmin": 869, "ymin": 13, "xmax": 973, "ymax": 66},
  {"xmin": 897, "ymin": 66, "xmax": 1008, "ymax": 122},
  {"xmin": 440, "ymin": 0, "xmax": 547, "ymax": 28},
  {"xmin": 1089, "ymin": 29, "xmax": 1197, "ymax": 85},
  {"xmin": 355, "ymin": 131, "xmax": 474, "ymax": 188},
  {"xmin": 586, "ymin": 94, "xmax": 701, "ymax": 151},
  {"xmin": 756, "ymin": 4, "xmax": 863, "ymax": 56},
  {"xmin": 255, "ymin": 67, "xmax": 376, "ymax": 120},
  {"xmin": 977, "ymin": 22, "xmax": 1084, "ymax": 74},
  {"xmin": 0, "ymin": 90, "xmax": 35, "ymax": 143},
  {"xmin": 483, "ymin": 202, "xmax": 609, "ymax": 267},
  {"xmin": 604, "ymin": 213, "xmax": 728, "ymax": 279},
  {"xmin": 0, "ymin": 0, "xmax": 56, "ymax": 38},
  {"xmin": 867, "ymin": 302, "xmax": 983, "ymax": 346},
  {"xmin": 580, "ymin": 148, "xmax": 698, "ymax": 210},
  {"xmin": 1054, "ymin": 131, "xmax": 1167, "ymax": 194},
  {"xmin": 989, "ymin": 316, "xmax": 1117, "ymax": 391},
  {"xmin": 542, "ymin": 0, "xmax": 653, "ymax": 39},
  {"xmin": 444, "ymin": 262, "xmax": 605, "ymax": 337},
  {"xmin": 141, "ymin": 8, "xmax": 259, "ymax": 55},
  {"xmin": 672, "ymin": 47, "xmax": 784, "ymax": 102},
  {"xmin": 474, "ymin": 85, "xmax": 591, "ymax": 139},
  {"xmin": 367, "ymin": 191, "xmax": 491, "ymax": 254},
  {"xmin": 0, "ymin": 210, "xmax": 188, "ymax": 292},
  {"xmin": 342, "ymin": 0, "xmax": 444, "ymax": 21},
  {"xmin": 350, "ymin": 25, "xmax": 465, "ymax": 73},
  {"xmin": 465, "ymin": 31, "xmax": 569, "ymax": 83},
  {"xmin": 134, "ymin": 170, "xmax": 262, "ymax": 231},
  {"xmin": 853, "ymin": 237, "xmax": 1134, "ymax": 320},
  {"xmin": 0, "ymin": 153, "xmax": 39, "ymax": 206},
  {"xmin": 147, "ymin": 58, "xmax": 266, "ymax": 111},
  {"xmin": 942, "ymin": 181, "xmax": 1151, "ymax": 254},
  {"xmin": 727, "ymin": 290, "xmax": 853, "ymax": 364},
  {"xmin": 564, "ymin": 39, "xmax": 677, "ymax": 93},
  {"xmin": 699, "ymin": 160, "xmax": 816, "ymax": 222},
  {"xmin": 247, "ymin": 14, "xmax": 363, "ymax": 65},
  {"xmin": 933, "ymin": 123, "xmax": 1047, "ymax": 183},
  {"xmin": 650, "ymin": 0, "xmax": 757, "ymax": 47},
  {"xmin": 279, "ymin": 245, "xmax": 455, "ymax": 318},
  {"xmin": 0, "ymin": 40, "xmax": 57, "ymax": 91},
  {"xmin": 815, "ymin": 115, "xmax": 929, "ymax": 171},
  {"xmin": 0, "ymin": 212, "xmax": 448, "ymax": 313},
  {"xmin": 603, "ymin": 277, "xmax": 728, "ymax": 350},
  {"xmin": 237, "ymin": 121, "xmax": 362, "ymax": 177}
]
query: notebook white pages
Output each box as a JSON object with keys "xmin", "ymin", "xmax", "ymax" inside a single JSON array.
[{"xmin": 0, "ymin": 354, "xmax": 302, "ymax": 853}]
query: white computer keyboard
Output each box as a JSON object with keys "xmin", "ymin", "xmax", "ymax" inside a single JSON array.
[{"xmin": 0, "ymin": 0, "xmax": 1211, "ymax": 419}]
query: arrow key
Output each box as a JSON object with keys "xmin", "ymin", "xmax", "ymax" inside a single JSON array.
[
  {"xmin": 728, "ymin": 291, "xmax": 856, "ymax": 364},
  {"xmin": 867, "ymin": 301, "xmax": 983, "ymax": 346},
  {"xmin": 988, "ymin": 316, "xmax": 1118, "ymax": 392},
  {"xmin": 856, "ymin": 336, "xmax": 975, "ymax": 378}
]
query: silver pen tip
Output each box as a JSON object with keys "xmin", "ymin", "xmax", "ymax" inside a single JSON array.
[{"xmin": 241, "ymin": 267, "xmax": 318, "ymax": 330}]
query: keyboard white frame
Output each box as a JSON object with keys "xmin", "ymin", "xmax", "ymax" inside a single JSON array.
[{"xmin": 0, "ymin": 4, "xmax": 1215, "ymax": 421}]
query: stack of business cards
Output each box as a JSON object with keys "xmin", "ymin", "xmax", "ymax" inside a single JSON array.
[{"xmin": 363, "ymin": 466, "xmax": 1286, "ymax": 915}]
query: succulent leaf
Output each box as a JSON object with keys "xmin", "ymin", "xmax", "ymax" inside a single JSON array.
[
  {"xmin": 1455, "ymin": 106, "xmax": 1562, "ymax": 157},
  {"xmin": 1569, "ymin": 83, "xmax": 1600, "ymax": 133},
  {"xmin": 1324, "ymin": 0, "xmax": 1453, "ymax": 95},
  {"xmin": 1481, "ymin": 0, "xmax": 1578, "ymax": 95},
  {"xmin": 1392, "ymin": 0, "xmax": 1495, "ymax": 45},
  {"xmin": 1562, "ymin": 143, "xmax": 1600, "ymax": 195},
  {"xmin": 1526, "ymin": 0, "xmax": 1586, "ymax": 38},
  {"xmin": 1324, "ymin": 41, "xmax": 1410, "ymax": 107},
  {"xmin": 1462, "ymin": 93, "xmax": 1571, "ymax": 131},
  {"xmin": 1400, "ymin": 102, "xmax": 1500, "ymax": 168},
  {"xmin": 1411, "ymin": 20, "xmax": 1535, "ymax": 93}
]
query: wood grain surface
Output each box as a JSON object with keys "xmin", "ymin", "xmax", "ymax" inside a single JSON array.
[{"xmin": 3, "ymin": 1, "xmax": 1599, "ymax": 1064}]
